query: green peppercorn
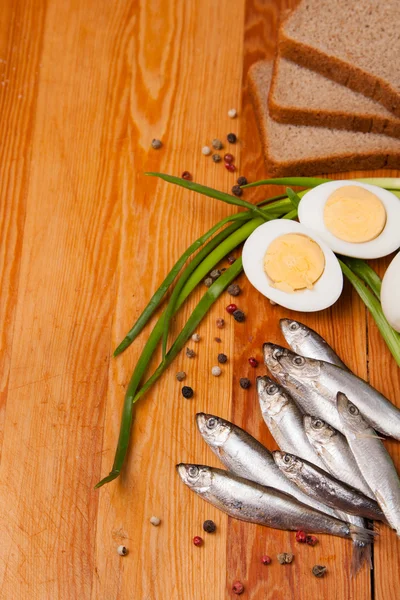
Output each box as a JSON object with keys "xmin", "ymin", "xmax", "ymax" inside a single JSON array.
[
  {"xmin": 212, "ymin": 153, "xmax": 221, "ymax": 163},
  {"xmin": 277, "ymin": 552, "xmax": 293, "ymax": 564},
  {"xmin": 204, "ymin": 277, "xmax": 213, "ymax": 287},
  {"xmin": 239, "ymin": 377, "xmax": 251, "ymax": 389},
  {"xmin": 186, "ymin": 347, "xmax": 196, "ymax": 358},
  {"xmin": 312, "ymin": 565, "xmax": 327, "ymax": 578},
  {"xmin": 233, "ymin": 309, "xmax": 245, "ymax": 322},
  {"xmin": 176, "ymin": 371, "xmax": 186, "ymax": 382},
  {"xmin": 218, "ymin": 353, "xmax": 228, "ymax": 364},
  {"xmin": 210, "ymin": 269, "xmax": 221, "ymax": 280},
  {"xmin": 227, "ymin": 283, "xmax": 241, "ymax": 296},
  {"xmin": 181, "ymin": 386, "xmax": 194, "ymax": 399},
  {"xmin": 212, "ymin": 139, "xmax": 224, "ymax": 150},
  {"xmin": 151, "ymin": 139, "xmax": 162, "ymax": 149}
]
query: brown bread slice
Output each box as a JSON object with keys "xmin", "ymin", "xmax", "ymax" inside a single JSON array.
[
  {"xmin": 269, "ymin": 55, "xmax": 400, "ymax": 138},
  {"xmin": 248, "ymin": 60, "xmax": 400, "ymax": 177},
  {"xmin": 279, "ymin": 0, "xmax": 400, "ymax": 118}
]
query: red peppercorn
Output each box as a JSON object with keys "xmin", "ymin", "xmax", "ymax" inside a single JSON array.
[
  {"xmin": 306, "ymin": 535, "xmax": 318, "ymax": 546},
  {"xmin": 248, "ymin": 357, "xmax": 258, "ymax": 368},
  {"xmin": 227, "ymin": 255, "xmax": 236, "ymax": 265},
  {"xmin": 182, "ymin": 171, "xmax": 192, "ymax": 180},
  {"xmin": 224, "ymin": 153, "xmax": 234, "ymax": 163},
  {"xmin": 193, "ymin": 536, "xmax": 203, "ymax": 547},
  {"xmin": 296, "ymin": 530, "xmax": 307, "ymax": 543},
  {"xmin": 232, "ymin": 581, "xmax": 244, "ymax": 595},
  {"xmin": 261, "ymin": 555, "xmax": 272, "ymax": 565},
  {"xmin": 226, "ymin": 303, "xmax": 237, "ymax": 314},
  {"xmin": 224, "ymin": 162, "xmax": 236, "ymax": 172}
]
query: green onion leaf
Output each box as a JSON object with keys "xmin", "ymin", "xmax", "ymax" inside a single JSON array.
[
  {"xmin": 286, "ymin": 187, "xmax": 302, "ymax": 210},
  {"xmin": 341, "ymin": 257, "xmax": 382, "ymax": 299}
]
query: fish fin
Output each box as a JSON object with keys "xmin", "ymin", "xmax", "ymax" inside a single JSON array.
[
  {"xmin": 349, "ymin": 523, "xmax": 377, "ymax": 576},
  {"xmin": 355, "ymin": 432, "xmax": 386, "ymax": 441}
]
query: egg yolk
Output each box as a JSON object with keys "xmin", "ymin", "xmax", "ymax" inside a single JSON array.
[
  {"xmin": 324, "ymin": 185, "xmax": 386, "ymax": 243},
  {"xmin": 264, "ymin": 233, "xmax": 325, "ymax": 293}
]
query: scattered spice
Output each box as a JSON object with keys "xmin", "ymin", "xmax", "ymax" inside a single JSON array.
[
  {"xmin": 202, "ymin": 146, "xmax": 211, "ymax": 156},
  {"xmin": 176, "ymin": 371, "xmax": 186, "ymax": 382},
  {"xmin": 211, "ymin": 366, "xmax": 222, "ymax": 377},
  {"xmin": 277, "ymin": 552, "xmax": 294, "ymax": 564},
  {"xmin": 151, "ymin": 138, "xmax": 162, "ymax": 149},
  {"xmin": 214, "ymin": 337, "xmax": 222, "ymax": 343},
  {"xmin": 193, "ymin": 536, "xmax": 203, "ymax": 547},
  {"xmin": 261, "ymin": 555, "xmax": 272, "ymax": 565},
  {"xmin": 228, "ymin": 108, "xmax": 237, "ymax": 118},
  {"xmin": 237, "ymin": 176, "xmax": 248, "ymax": 186},
  {"xmin": 204, "ymin": 277, "xmax": 213, "ymax": 287},
  {"xmin": 117, "ymin": 545, "xmax": 128, "ymax": 556},
  {"xmin": 225, "ymin": 162, "xmax": 236, "ymax": 172},
  {"xmin": 306, "ymin": 535, "xmax": 318, "ymax": 546},
  {"xmin": 227, "ymin": 133, "xmax": 237, "ymax": 143},
  {"xmin": 295, "ymin": 530, "xmax": 307, "ymax": 543},
  {"xmin": 248, "ymin": 357, "xmax": 258, "ymax": 368},
  {"xmin": 233, "ymin": 309, "xmax": 245, "ymax": 322},
  {"xmin": 218, "ymin": 353, "xmax": 228, "ymax": 364},
  {"xmin": 210, "ymin": 269, "xmax": 221, "ymax": 280},
  {"xmin": 212, "ymin": 138, "xmax": 224, "ymax": 150},
  {"xmin": 191, "ymin": 333, "xmax": 201, "ymax": 342},
  {"xmin": 224, "ymin": 153, "xmax": 234, "ymax": 163},
  {"xmin": 312, "ymin": 565, "xmax": 327, "ymax": 578},
  {"xmin": 226, "ymin": 303, "xmax": 237, "ymax": 314},
  {"xmin": 221, "ymin": 267, "xmax": 227, "ymax": 272},
  {"xmin": 182, "ymin": 386, "xmax": 194, "ymax": 399},
  {"xmin": 212, "ymin": 153, "xmax": 222, "ymax": 163},
  {"xmin": 203, "ymin": 519, "xmax": 217, "ymax": 533},
  {"xmin": 186, "ymin": 347, "xmax": 196, "ymax": 358},
  {"xmin": 182, "ymin": 171, "xmax": 192, "ymax": 180},
  {"xmin": 232, "ymin": 581, "xmax": 244, "ymax": 595},
  {"xmin": 227, "ymin": 283, "xmax": 241, "ymax": 296},
  {"xmin": 239, "ymin": 377, "xmax": 251, "ymax": 389},
  {"xmin": 216, "ymin": 318, "xmax": 225, "ymax": 329},
  {"xmin": 231, "ymin": 185, "xmax": 243, "ymax": 197},
  {"xmin": 150, "ymin": 516, "xmax": 161, "ymax": 526},
  {"xmin": 227, "ymin": 255, "xmax": 236, "ymax": 265}
]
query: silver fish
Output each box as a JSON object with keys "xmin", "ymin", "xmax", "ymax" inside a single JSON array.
[
  {"xmin": 257, "ymin": 376, "xmax": 327, "ymax": 470},
  {"xmin": 280, "ymin": 318, "xmax": 347, "ymax": 370},
  {"xmin": 337, "ymin": 392, "xmax": 400, "ymax": 535},
  {"xmin": 304, "ymin": 415, "xmax": 375, "ymax": 500},
  {"xmin": 196, "ymin": 412, "xmax": 340, "ymax": 518},
  {"xmin": 263, "ymin": 343, "xmax": 345, "ymax": 433},
  {"xmin": 276, "ymin": 349, "xmax": 400, "ymax": 440},
  {"xmin": 273, "ymin": 450, "xmax": 385, "ymax": 522},
  {"xmin": 177, "ymin": 463, "xmax": 375, "ymax": 572}
]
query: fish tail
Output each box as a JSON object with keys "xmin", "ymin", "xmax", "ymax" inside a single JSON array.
[{"xmin": 349, "ymin": 524, "xmax": 377, "ymax": 576}]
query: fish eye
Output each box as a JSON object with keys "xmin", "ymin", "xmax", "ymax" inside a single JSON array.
[
  {"xmin": 283, "ymin": 454, "xmax": 291, "ymax": 464},
  {"xmin": 267, "ymin": 384, "xmax": 278, "ymax": 395},
  {"xmin": 289, "ymin": 322, "xmax": 299, "ymax": 331},
  {"xmin": 293, "ymin": 356, "xmax": 305, "ymax": 366},
  {"xmin": 313, "ymin": 418, "xmax": 324, "ymax": 429},
  {"xmin": 188, "ymin": 466, "xmax": 199, "ymax": 478},
  {"xmin": 206, "ymin": 417, "xmax": 217, "ymax": 429},
  {"xmin": 348, "ymin": 404, "xmax": 359, "ymax": 416}
]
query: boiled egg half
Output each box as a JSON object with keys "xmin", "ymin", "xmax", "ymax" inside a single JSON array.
[
  {"xmin": 242, "ymin": 219, "xmax": 343, "ymax": 312},
  {"xmin": 298, "ymin": 181, "xmax": 400, "ymax": 259}
]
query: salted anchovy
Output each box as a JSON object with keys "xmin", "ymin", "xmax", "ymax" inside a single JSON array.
[
  {"xmin": 280, "ymin": 318, "xmax": 348, "ymax": 370},
  {"xmin": 196, "ymin": 413, "xmax": 339, "ymax": 518},
  {"xmin": 304, "ymin": 415, "xmax": 375, "ymax": 499},
  {"xmin": 337, "ymin": 392, "xmax": 400, "ymax": 535},
  {"xmin": 263, "ymin": 343, "xmax": 344, "ymax": 433},
  {"xmin": 257, "ymin": 376, "xmax": 326, "ymax": 470},
  {"xmin": 273, "ymin": 450, "xmax": 385, "ymax": 522},
  {"xmin": 276, "ymin": 348, "xmax": 400, "ymax": 440},
  {"xmin": 177, "ymin": 463, "xmax": 375, "ymax": 572}
]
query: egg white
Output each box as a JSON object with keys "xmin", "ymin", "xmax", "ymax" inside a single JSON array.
[
  {"xmin": 298, "ymin": 181, "xmax": 400, "ymax": 259},
  {"xmin": 242, "ymin": 220, "xmax": 343, "ymax": 312}
]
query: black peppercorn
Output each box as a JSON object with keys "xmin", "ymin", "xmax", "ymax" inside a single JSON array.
[
  {"xmin": 233, "ymin": 309, "xmax": 245, "ymax": 322},
  {"xmin": 186, "ymin": 347, "xmax": 196, "ymax": 358},
  {"xmin": 227, "ymin": 283, "xmax": 241, "ymax": 296},
  {"xmin": 231, "ymin": 185, "xmax": 243, "ymax": 197},
  {"xmin": 181, "ymin": 386, "xmax": 194, "ymax": 399},
  {"xmin": 239, "ymin": 377, "xmax": 251, "ymax": 389},
  {"xmin": 227, "ymin": 133, "xmax": 237, "ymax": 143},
  {"xmin": 212, "ymin": 153, "xmax": 221, "ymax": 163},
  {"xmin": 237, "ymin": 176, "xmax": 248, "ymax": 186},
  {"xmin": 218, "ymin": 353, "xmax": 228, "ymax": 364},
  {"xmin": 203, "ymin": 519, "xmax": 217, "ymax": 533}
]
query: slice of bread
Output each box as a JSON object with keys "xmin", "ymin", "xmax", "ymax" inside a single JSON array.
[
  {"xmin": 279, "ymin": 0, "xmax": 400, "ymax": 117},
  {"xmin": 248, "ymin": 60, "xmax": 400, "ymax": 177},
  {"xmin": 269, "ymin": 55, "xmax": 400, "ymax": 138}
]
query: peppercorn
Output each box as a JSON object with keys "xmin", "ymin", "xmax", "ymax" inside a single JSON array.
[
  {"xmin": 295, "ymin": 530, "xmax": 307, "ymax": 543},
  {"xmin": 186, "ymin": 347, "xmax": 196, "ymax": 358},
  {"xmin": 211, "ymin": 366, "xmax": 222, "ymax": 377},
  {"xmin": 191, "ymin": 333, "xmax": 201, "ymax": 342},
  {"xmin": 216, "ymin": 318, "xmax": 225, "ymax": 329},
  {"xmin": 227, "ymin": 283, "xmax": 241, "ymax": 296},
  {"xmin": 210, "ymin": 269, "xmax": 221, "ymax": 280},
  {"xmin": 214, "ymin": 337, "xmax": 222, "ymax": 343},
  {"xmin": 312, "ymin": 565, "xmax": 327, "ymax": 578},
  {"xmin": 151, "ymin": 139, "xmax": 162, "ymax": 149},
  {"xmin": 227, "ymin": 133, "xmax": 237, "ymax": 143},
  {"xmin": 182, "ymin": 171, "xmax": 192, "ymax": 180},
  {"xmin": 202, "ymin": 146, "xmax": 211, "ymax": 156},
  {"xmin": 231, "ymin": 185, "xmax": 242, "ymax": 197},
  {"xmin": 221, "ymin": 267, "xmax": 227, "ymax": 272},
  {"xmin": 224, "ymin": 162, "xmax": 236, "ymax": 172},
  {"xmin": 277, "ymin": 552, "xmax": 294, "ymax": 564},
  {"xmin": 261, "ymin": 555, "xmax": 272, "ymax": 565},
  {"xmin": 237, "ymin": 176, "xmax": 248, "ymax": 186},
  {"xmin": 233, "ymin": 309, "xmax": 245, "ymax": 322},
  {"xmin": 248, "ymin": 357, "xmax": 258, "ymax": 368},
  {"xmin": 150, "ymin": 516, "xmax": 161, "ymax": 526},
  {"xmin": 212, "ymin": 153, "xmax": 221, "ymax": 163},
  {"xmin": 306, "ymin": 534, "xmax": 318, "ymax": 546},
  {"xmin": 226, "ymin": 303, "xmax": 237, "ymax": 314},
  {"xmin": 176, "ymin": 371, "xmax": 186, "ymax": 382},
  {"xmin": 227, "ymin": 255, "xmax": 236, "ymax": 265},
  {"xmin": 228, "ymin": 108, "xmax": 237, "ymax": 118},
  {"xmin": 117, "ymin": 545, "xmax": 128, "ymax": 556},
  {"xmin": 232, "ymin": 581, "xmax": 244, "ymax": 595},
  {"xmin": 240, "ymin": 377, "xmax": 251, "ymax": 389},
  {"xmin": 212, "ymin": 138, "xmax": 223, "ymax": 150},
  {"xmin": 203, "ymin": 519, "xmax": 217, "ymax": 533},
  {"xmin": 218, "ymin": 353, "xmax": 228, "ymax": 364},
  {"xmin": 193, "ymin": 536, "xmax": 203, "ymax": 547},
  {"xmin": 204, "ymin": 277, "xmax": 213, "ymax": 287},
  {"xmin": 224, "ymin": 153, "xmax": 234, "ymax": 163},
  {"xmin": 182, "ymin": 386, "xmax": 194, "ymax": 399}
]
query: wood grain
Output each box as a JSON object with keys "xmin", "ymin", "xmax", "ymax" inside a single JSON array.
[{"xmin": 0, "ymin": 1, "xmax": 399, "ymax": 599}]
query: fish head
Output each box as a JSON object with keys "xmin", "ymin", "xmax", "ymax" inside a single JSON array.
[
  {"xmin": 196, "ymin": 413, "xmax": 232, "ymax": 447},
  {"xmin": 336, "ymin": 392, "xmax": 368, "ymax": 433},
  {"xmin": 280, "ymin": 318, "xmax": 309, "ymax": 349},
  {"xmin": 257, "ymin": 376, "xmax": 289, "ymax": 417},
  {"xmin": 263, "ymin": 343, "xmax": 289, "ymax": 376},
  {"xmin": 272, "ymin": 450, "xmax": 302, "ymax": 475},
  {"xmin": 276, "ymin": 349, "xmax": 321, "ymax": 380},
  {"xmin": 176, "ymin": 463, "xmax": 213, "ymax": 492},
  {"xmin": 304, "ymin": 415, "xmax": 336, "ymax": 444}
]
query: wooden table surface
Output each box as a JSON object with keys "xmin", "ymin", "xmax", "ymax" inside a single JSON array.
[{"xmin": 1, "ymin": 1, "xmax": 399, "ymax": 598}]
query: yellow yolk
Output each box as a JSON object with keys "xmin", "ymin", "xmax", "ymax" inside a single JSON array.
[
  {"xmin": 324, "ymin": 185, "xmax": 386, "ymax": 243},
  {"xmin": 264, "ymin": 233, "xmax": 325, "ymax": 293}
]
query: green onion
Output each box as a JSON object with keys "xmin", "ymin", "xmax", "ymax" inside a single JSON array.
[
  {"xmin": 286, "ymin": 187, "xmax": 302, "ymax": 209},
  {"xmin": 355, "ymin": 178, "xmax": 400, "ymax": 190},
  {"xmin": 243, "ymin": 177, "xmax": 332, "ymax": 189},
  {"xmin": 341, "ymin": 257, "xmax": 382, "ymax": 299},
  {"xmin": 282, "ymin": 209, "xmax": 298, "ymax": 220}
]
